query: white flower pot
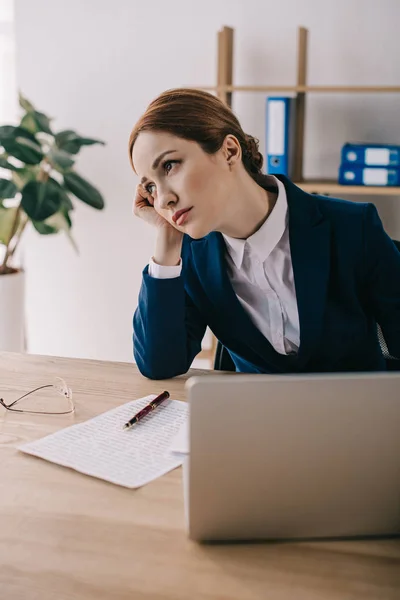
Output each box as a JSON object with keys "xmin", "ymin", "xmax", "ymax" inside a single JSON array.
[{"xmin": 0, "ymin": 270, "xmax": 25, "ymax": 352}]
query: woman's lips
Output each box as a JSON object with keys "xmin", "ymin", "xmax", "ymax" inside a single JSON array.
[{"xmin": 173, "ymin": 207, "xmax": 192, "ymax": 226}]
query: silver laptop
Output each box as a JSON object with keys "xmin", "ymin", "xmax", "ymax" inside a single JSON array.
[{"xmin": 184, "ymin": 372, "xmax": 400, "ymax": 542}]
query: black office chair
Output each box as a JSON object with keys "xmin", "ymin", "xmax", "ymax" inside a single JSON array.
[{"xmin": 214, "ymin": 239, "xmax": 400, "ymax": 372}]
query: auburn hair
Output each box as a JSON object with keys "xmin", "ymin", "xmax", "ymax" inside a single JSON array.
[{"xmin": 128, "ymin": 88, "xmax": 264, "ymax": 181}]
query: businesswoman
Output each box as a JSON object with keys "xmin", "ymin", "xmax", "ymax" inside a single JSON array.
[{"xmin": 129, "ymin": 88, "xmax": 400, "ymax": 379}]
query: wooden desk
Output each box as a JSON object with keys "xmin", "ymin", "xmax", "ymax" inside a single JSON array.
[{"xmin": 1, "ymin": 352, "xmax": 399, "ymax": 600}]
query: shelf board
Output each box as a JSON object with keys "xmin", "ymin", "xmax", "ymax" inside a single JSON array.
[
  {"xmin": 198, "ymin": 85, "xmax": 400, "ymax": 94},
  {"xmin": 295, "ymin": 180, "xmax": 400, "ymax": 196}
]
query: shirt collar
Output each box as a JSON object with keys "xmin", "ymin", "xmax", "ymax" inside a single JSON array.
[{"xmin": 222, "ymin": 176, "xmax": 288, "ymax": 269}]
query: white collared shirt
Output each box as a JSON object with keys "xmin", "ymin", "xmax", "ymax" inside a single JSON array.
[{"xmin": 148, "ymin": 176, "xmax": 300, "ymax": 355}]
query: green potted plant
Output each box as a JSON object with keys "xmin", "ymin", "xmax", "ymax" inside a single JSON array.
[{"xmin": 0, "ymin": 93, "xmax": 105, "ymax": 351}]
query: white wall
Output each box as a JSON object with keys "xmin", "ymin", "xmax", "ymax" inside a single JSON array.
[
  {"xmin": 13, "ymin": 0, "xmax": 400, "ymax": 362},
  {"xmin": 0, "ymin": 0, "xmax": 17, "ymax": 124}
]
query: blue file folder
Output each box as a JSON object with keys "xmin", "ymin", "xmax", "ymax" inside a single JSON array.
[
  {"xmin": 341, "ymin": 143, "xmax": 400, "ymax": 167},
  {"xmin": 265, "ymin": 97, "xmax": 296, "ymax": 177},
  {"xmin": 339, "ymin": 164, "xmax": 400, "ymax": 186}
]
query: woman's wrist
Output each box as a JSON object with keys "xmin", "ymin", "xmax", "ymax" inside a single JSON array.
[{"xmin": 153, "ymin": 227, "xmax": 183, "ymax": 266}]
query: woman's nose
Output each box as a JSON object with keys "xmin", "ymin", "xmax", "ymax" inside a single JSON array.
[{"xmin": 157, "ymin": 189, "xmax": 177, "ymax": 211}]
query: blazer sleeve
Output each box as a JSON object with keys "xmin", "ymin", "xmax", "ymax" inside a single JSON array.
[
  {"xmin": 133, "ymin": 266, "xmax": 208, "ymax": 379},
  {"xmin": 364, "ymin": 203, "xmax": 400, "ymax": 358}
]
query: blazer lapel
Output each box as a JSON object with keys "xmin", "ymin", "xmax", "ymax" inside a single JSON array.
[
  {"xmin": 189, "ymin": 234, "xmax": 231, "ymax": 321},
  {"xmin": 190, "ymin": 233, "xmax": 296, "ymax": 372},
  {"xmin": 279, "ymin": 176, "xmax": 331, "ymax": 366}
]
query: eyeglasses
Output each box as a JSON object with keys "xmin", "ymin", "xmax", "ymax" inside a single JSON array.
[{"xmin": 0, "ymin": 377, "xmax": 75, "ymax": 415}]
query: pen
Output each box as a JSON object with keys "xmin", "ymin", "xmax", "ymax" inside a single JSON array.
[{"xmin": 123, "ymin": 390, "xmax": 170, "ymax": 430}]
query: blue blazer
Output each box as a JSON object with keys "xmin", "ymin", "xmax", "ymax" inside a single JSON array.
[{"xmin": 133, "ymin": 176, "xmax": 400, "ymax": 379}]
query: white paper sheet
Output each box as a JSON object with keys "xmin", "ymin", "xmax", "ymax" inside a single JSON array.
[
  {"xmin": 19, "ymin": 395, "xmax": 188, "ymax": 488},
  {"xmin": 170, "ymin": 419, "xmax": 189, "ymax": 455}
]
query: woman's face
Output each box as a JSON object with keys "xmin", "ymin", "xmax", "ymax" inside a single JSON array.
[{"xmin": 132, "ymin": 131, "xmax": 233, "ymax": 239}]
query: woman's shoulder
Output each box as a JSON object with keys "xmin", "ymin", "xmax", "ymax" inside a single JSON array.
[
  {"xmin": 285, "ymin": 176, "xmax": 370, "ymax": 226},
  {"xmin": 307, "ymin": 193, "xmax": 376, "ymax": 253},
  {"xmin": 287, "ymin": 179, "xmax": 374, "ymax": 246},
  {"xmin": 311, "ymin": 191, "xmax": 369, "ymax": 219}
]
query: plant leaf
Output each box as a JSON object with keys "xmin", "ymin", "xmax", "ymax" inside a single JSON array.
[
  {"xmin": 21, "ymin": 180, "xmax": 63, "ymax": 221},
  {"xmin": 62, "ymin": 208, "xmax": 73, "ymax": 227},
  {"xmin": 55, "ymin": 129, "xmax": 105, "ymax": 155},
  {"xmin": 63, "ymin": 172, "xmax": 104, "ymax": 209},
  {"xmin": 46, "ymin": 177, "xmax": 74, "ymax": 210},
  {"xmin": 0, "ymin": 178, "xmax": 18, "ymax": 200},
  {"xmin": 0, "ymin": 157, "xmax": 22, "ymax": 172},
  {"xmin": 75, "ymin": 136, "xmax": 105, "ymax": 147},
  {"xmin": 0, "ymin": 125, "xmax": 43, "ymax": 165},
  {"xmin": 0, "ymin": 206, "xmax": 19, "ymax": 245},
  {"xmin": 12, "ymin": 166, "xmax": 39, "ymax": 190},
  {"xmin": 60, "ymin": 191, "xmax": 74, "ymax": 211},
  {"xmin": 20, "ymin": 111, "xmax": 53, "ymax": 136},
  {"xmin": 32, "ymin": 220, "xmax": 58, "ymax": 235},
  {"xmin": 15, "ymin": 136, "xmax": 43, "ymax": 154},
  {"xmin": 19, "ymin": 92, "xmax": 35, "ymax": 113},
  {"xmin": 32, "ymin": 111, "xmax": 53, "ymax": 135},
  {"xmin": 48, "ymin": 147, "xmax": 75, "ymax": 171},
  {"xmin": 20, "ymin": 113, "xmax": 38, "ymax": 134}
]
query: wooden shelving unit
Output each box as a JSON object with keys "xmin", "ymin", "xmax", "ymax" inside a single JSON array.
[
  {"xmin": 297, "ymin": 181, "xmax": 400, "ymax": 196},
  {"xmin": 196, "ymin": 25, "xmax": 400, "ymax": 365},
  {"xmin": 207, "ymin": 25, "xmax": 400, "ymax": 195},
  {"xmin": 201, "ymin": 85, "xmax": 400, "ymax": 94}
]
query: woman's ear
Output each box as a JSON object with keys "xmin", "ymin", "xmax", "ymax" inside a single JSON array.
[{"xmin": 222, "ymin": 134, "xmax": 241, "ymax": 168}]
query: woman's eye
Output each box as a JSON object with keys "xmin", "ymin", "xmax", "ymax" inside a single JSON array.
[
  {"xmin": 163, "ymin": 160, "xmax": 179, "ymax": 174},
  {"xmin": 144, "ymin": 161, "xmax": 179, "ymax": 196},
  {"xmin": 146, "ymin": 183, "xmax": 156, "ymax": 195}
]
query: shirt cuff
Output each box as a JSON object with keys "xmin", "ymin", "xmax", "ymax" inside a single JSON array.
[{"xmin": 148, "ymin": 257, "xmax": 182, "ymax": 279}]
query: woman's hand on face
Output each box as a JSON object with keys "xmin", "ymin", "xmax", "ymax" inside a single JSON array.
[
  {"xmin": 133, "ymin": 183, "xmax": 184, "ymax": 266},
  {"xmin": 133, "ymin": 184, "xmax": 176, "ymax": 232}
]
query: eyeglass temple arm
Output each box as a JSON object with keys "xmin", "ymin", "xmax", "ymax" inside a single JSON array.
[{"xmin": 5, "ymin": 384, "xmax": 53, "ymax": 409}]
